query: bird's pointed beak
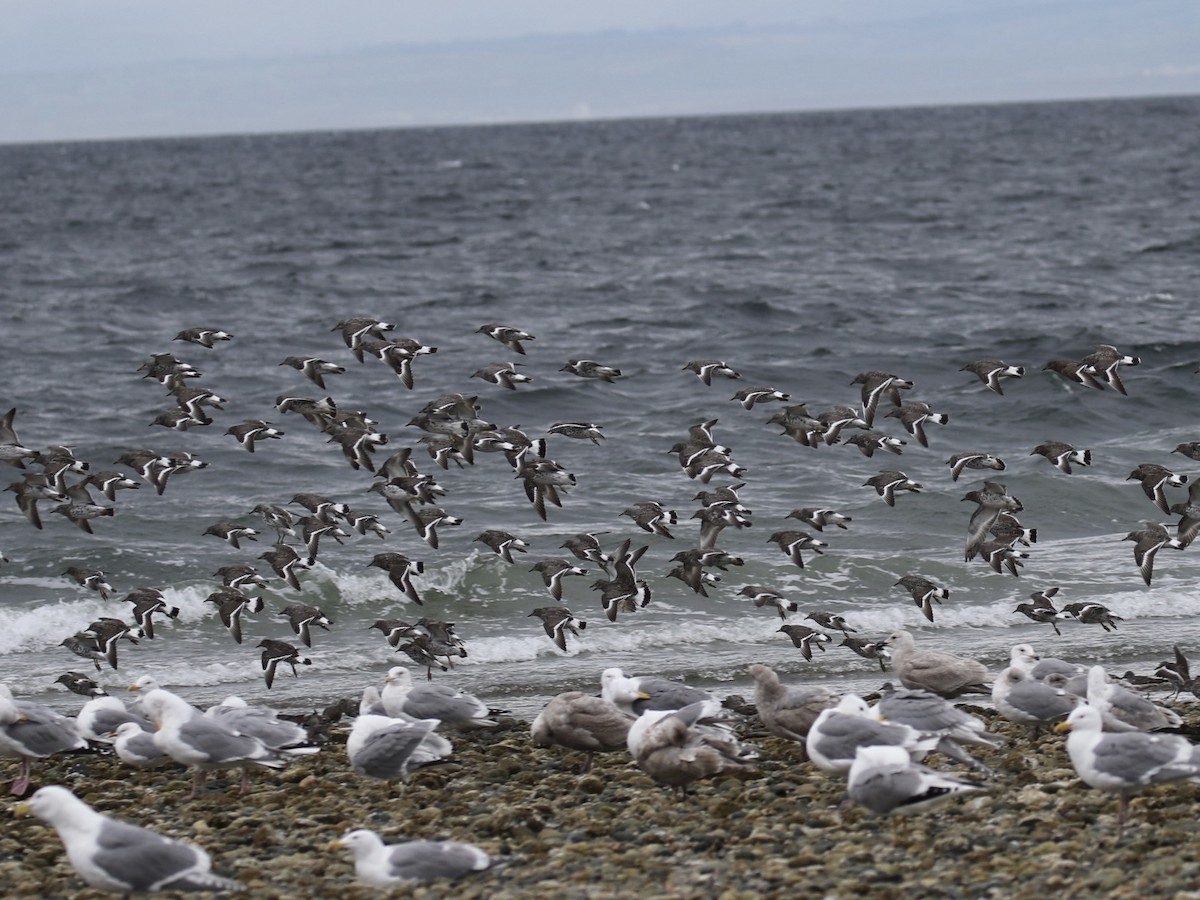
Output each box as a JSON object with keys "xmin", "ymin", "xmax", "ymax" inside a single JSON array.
[
  {"xmin": 1054, "ymin": 721, "xmax": 1072, "ymax": 734},
  {"xmin": 13, "ymin": 801, "xmax": 32, "ymax": 817}
]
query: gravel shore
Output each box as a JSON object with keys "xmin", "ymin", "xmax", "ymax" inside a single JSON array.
[{"xmin": 5, "ymin": 699, "xmax": 1200, "ymax": 898}]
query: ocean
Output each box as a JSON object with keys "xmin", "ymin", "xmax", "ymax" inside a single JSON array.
[{"xmin": 3, "ymin": 95, "xmax": 1200, "ymax": 721}]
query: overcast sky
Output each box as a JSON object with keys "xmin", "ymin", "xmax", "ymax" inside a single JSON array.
[{"xmin": 2, "ymin": 0, "xmax": 1197, "ymax": 143}]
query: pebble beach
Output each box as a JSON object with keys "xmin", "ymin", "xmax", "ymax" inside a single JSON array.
[{"xmin": 6, "ymin": 696, "xmax": 1200, "ymax": 899}]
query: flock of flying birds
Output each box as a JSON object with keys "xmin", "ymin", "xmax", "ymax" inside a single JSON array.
[{"xmin": 1, "ymin": 325, "xmax": 1197, "ymax": 692}]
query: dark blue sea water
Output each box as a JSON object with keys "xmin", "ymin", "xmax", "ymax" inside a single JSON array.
[{"xmin": 3, "ymin": 96, "xmax": 1200, "ymax": 719}]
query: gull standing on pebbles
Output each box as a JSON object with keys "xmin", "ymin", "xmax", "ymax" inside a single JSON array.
[
  {"xmin": 1056, "ymin": 703, "xmax": 1200, "ymax": 828},
  {"xmin": 138, "ymin": 687, "xmax": 316, "ymax": 799},
  {"xmin": 747, "ymin": 664, "xmax": 838, "ymax": 748},
  {"xmin": 531, "ymin": 692, "xmax": 634, "ymax": 772},
  {"xmin": 17, "ymin": 786, "xmax": 244, "ymax": 894},
  {"xmin": 885, "ymin": 630, "xmax": 990, "ymax": 698}
]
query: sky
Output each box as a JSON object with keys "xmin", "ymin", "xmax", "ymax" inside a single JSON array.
[{"xmin": 1, "ymin": 0, "xmax": 1197, "ymax": 144}]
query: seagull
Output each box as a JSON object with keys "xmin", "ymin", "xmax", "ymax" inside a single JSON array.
[
  {"xmin": 1056, "ymin": 703, "xmax": 1200, "ymax": 828},
  {"xmin": 138, "ymin": 687, "xmax": 315, "ymax": 798},
  {"xmin": 626, "ymin": 702, "xmax": 757, "ymax": 795},
  {"xmin": 334, "ymin": 829, "xmax": 500, "ymax": 885},
  {"xmin": 747, "ymin": 664, "xmax": 838, "ymax": 747},
  {"xmin": 381, "ymin": 667, "xmax": 496, "ymax": 728},
  {"xmin": 16, "ymin": 786, "xmax": 244, "ymax": 893},
  {"xmin": 992, "ymin": 654, "xmax": 1081, "ymax": 736},
  {"xmin": 885, "ymin": 629, "xmax": 990, "ymax": 697},
  {"xmin": 531, "ymin": 692, "xmax": 633, "ymax": 772},
  {"xmin": 0, "ymin": 690, "xmax": 86, "ymax": 795},
  {"xmin": 847, "ymin": 744, "xmax": 982, "ymax": 817},
  {"xmin": 600, "ymin": 668, "xmax": 715, "ymax": 716},
  {"xmin": 346, "ymin": 714, "xmax": 453, "ymax": 783},
  {"xmin": 805, "ymin": 694, "xmax": 939, "ymax": 776}
]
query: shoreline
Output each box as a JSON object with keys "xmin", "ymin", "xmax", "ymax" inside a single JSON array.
[{"xmin": 6, "ymin": 701, "xmax": 1200, "ymax": 897}]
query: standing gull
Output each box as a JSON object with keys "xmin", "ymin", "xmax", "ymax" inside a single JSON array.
[
  {"xmin": 747, "ymin": 664, "xmax": 838, "ymax": 748},
  {"xmin": 0, "ymin": 690, "xmax": 86, "ymax": 796},
  {"xmin": 16, "ymin": 786, "xmax": 244, "ymax": 893},
  {"xmin": 531, "ymin": 692, "xmax": 634, "ymax": 772},
  {"xmin": 138, "ymin": 687, "xmax": 315, "ymax": 799},
  {"xmin": 1056, "ymin": 703, "xmax": 1200, "ymax": 828},
  {"xmin": 885, "ymin": 630, "xmax": 990, "ymax": 697}
]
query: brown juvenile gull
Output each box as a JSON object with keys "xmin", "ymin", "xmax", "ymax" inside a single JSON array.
[
  {"xmin": 885, "ymin": 629, "xmax": 990, "ymax": 697},
  {"xmin": 747, "ymin": 664, "xmax": 838, "ymax": 750},
  {"xmin": 626, "ymin": 702, "xmax": 756, "ymax": 795},
  {"xmin": 530, "ymin": 691, "xmax": 634, "ymax": 772}
]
